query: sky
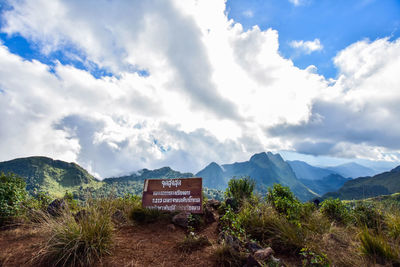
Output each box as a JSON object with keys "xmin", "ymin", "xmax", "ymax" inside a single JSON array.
[{"xmin": 0, "ymin": 0, "xmax": 400, "ymax": 178}]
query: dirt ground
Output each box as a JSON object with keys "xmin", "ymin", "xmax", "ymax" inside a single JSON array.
[{"xmin": 0, "ymin": 220, "xmax": 219, "ymax": 267}]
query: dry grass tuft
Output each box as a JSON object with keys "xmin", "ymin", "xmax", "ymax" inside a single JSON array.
[{"xmin": 32, "ymin": 200, "xmax": 114, "ymax": 267}]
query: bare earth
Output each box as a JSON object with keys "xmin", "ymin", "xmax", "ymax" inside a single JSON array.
[{"xmin": 0, "ymin": 221, "xmax": 219, "ymax": 267}]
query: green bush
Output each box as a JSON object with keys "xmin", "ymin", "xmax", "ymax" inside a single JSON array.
[
  {"xmin": 0, "ymin": 172, "xmax": 27, "ymax": 224},
  {"xmin": 320, "ymin": 198, "xmax": 351, "ymax": 224},
  {"xmin": 129, "ymin": 207, "xmax": 173, "ymax": 224},
  {"xmin": 34, "ymin": 200, "xmax": 114, "ymax": 266},
  {"xmin": 300, "ymin": 247, "xmax": 330, "ymax": 267},
  {"xmin": 266, "ymin": 183, "xmax": 301, "ymax": 222},
  {"xmin": 352, "ymin": 202, "xmax": 384, "ymax": 230},
  {"xmin": 220, "ymin": 206, "xmax": 246, "ymax": 241},
  {"xmin": 225, "ymin": 176, "xmax": 255, "ymax": 210}
]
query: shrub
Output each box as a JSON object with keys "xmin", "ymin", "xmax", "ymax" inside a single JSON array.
[
  {"xmin": 266, "ymin": 184, "xmax": 301, "ymax": 222},
  {"xmin": 225, "ymin": 176, "xmax": 255, "ymax": 210},
  {"xmin": 220, "ymin": 206, "xmax": 246, "ymax": 241},
  {"xmin": 359, "ymin": 228, "xmax": 398, "ymax": 264},
  {"xmin": 63, "ymin": 191, "xmax": 79, "ymax": 212},
  {"xmin": 129, "ymin": 207, "xmax": 173, "ymax": 224},
  {"xmin": 0, "ymin": 172, "xmax": 27, "ymax": 225},
  {"xmin": 34, "ymin": 200, "xmax": 114, "ymax": 266},
  {"xmin": 300, "ymin": 247, "xmax": 330, "ymax": 267},
  {"xmin": 320, "ymin": 198, "xmax": 351, "ymax": 224},
  {"xmin": 176, "ymin": 233, "xmax": 211, "ymax": 253},
  {"xmin": 352, "ymin": 202, "xmax": 384, "ymax": 230}
]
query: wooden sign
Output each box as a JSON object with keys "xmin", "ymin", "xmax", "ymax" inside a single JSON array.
[{"xmin": 142, "ymin": 177, "xmax": 203, "ymax": 214}]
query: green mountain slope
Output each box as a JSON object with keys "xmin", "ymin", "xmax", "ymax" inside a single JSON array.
[
  {"xmin": 0, "ymin": 156, "xmax": 100, "ymax": 198},
  {"xmin": 196, "ymin": 152, "xmax": 317, "ymax": 201},
  {"xmin": 0, "ymin": 157, "xmax": 224, "ymax": 200},
  {"xmin": 323, "ymin": 165, "xmax": 400, "ymax": 200}
]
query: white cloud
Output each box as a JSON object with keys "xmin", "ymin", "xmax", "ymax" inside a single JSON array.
[
  {"xmin": 289, "ymin": 0, "xmax": 302, "ymax": 6},
  {"xmin": 290, "ymin": 38, "xmax": 324, "ymax": 54},
  {"xmin": 0, "ymin": 0, "xmax": 399, "ymax": 177},
  {"xmin": 242, "ymin": 10, "xmax": 254, "ymax": 18}
]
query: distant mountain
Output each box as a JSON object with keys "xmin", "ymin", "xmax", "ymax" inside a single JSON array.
[
  {"xmin": 0, "ymin": 156, "xmax": 98, "ymax": 198},
  {"xmin": 323, "ymin": 165, "xmax": 400, "ymax": 200},
  {"xmin": 300, "ymin": 174, "xmax": 350, "ymax": 196},
  {"xmin": 196, "ymin": 152, "xmax": 317, "ymax": 201},
  {"xmin": 288, "ymin": 160, "xmax": 337, "ymax": 180},
  {"xmin": 325, "ymin": 162, "xmax": 376, "ymax": 178},
  {"xmin": 0, "ymin": 157, "xmax": 200, "ymax": 199}
]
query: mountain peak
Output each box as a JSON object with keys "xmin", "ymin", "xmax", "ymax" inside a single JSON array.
[
  {"xmin": 391, "ymin": 165, "xmax": 400, "ymax": 173},
  {"xmin": 250, "ymin": 152, "xmax": 269, "ymax": 162}
]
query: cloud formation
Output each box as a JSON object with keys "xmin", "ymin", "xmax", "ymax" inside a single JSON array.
[
  {"xmin": 0, "ymin": 0, "xmax": 399, "ymax": 177},
  {"xmin": 290, "ymin": 39, "xmax": 323, "ymax": 54}
]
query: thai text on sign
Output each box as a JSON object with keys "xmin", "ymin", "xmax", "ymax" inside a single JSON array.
[{"xmin": 142, "ymin": 177, "xmax": 203, "ymax": 213}]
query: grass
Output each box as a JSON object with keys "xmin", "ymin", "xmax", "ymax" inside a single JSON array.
[
  {"xmin": 33, "ymin": 199, "xmax": 114, "ymax": 267},
  {"xmin": 359, "ymin": 228, "xmax": 399, "ymax": 264}
]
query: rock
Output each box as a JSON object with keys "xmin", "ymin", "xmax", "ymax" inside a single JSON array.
[
  {"xmin": 254, "ymin": 247, "xmax": 274, "ymax": 262},
  {"xmin": 167, "ymin": 224, "xmax": 176, "ymax": 231},
  {"xmin": 47, "ymin": 199, "xmax": 67, "ymax": 216},
  {"xmin": 218, "ymin": 232, "xmax": 241, "ymax": 251},
  {"xmin": 206, "ymin": 199, "xmax": 221, "ymax": 209},
  {"xmin": 245, "ymin": 241, "xmax": 263, "ymax": 253},
  {"xmin": 112, "ymin": 210, "xmax": 127, "ymax": 224},
  {"xmin": 204, "ymin": 203, "xmax": 218, "ymax": 224},
  {"xmin": 245, "ymin": 254, "xmax": 262, "ymax": 267},
  {"xmin": 172, "ymin": 211, "xmax": 190, "ymax": 228}
]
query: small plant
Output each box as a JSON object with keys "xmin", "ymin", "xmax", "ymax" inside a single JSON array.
[
  {"xmin": 386, "ymin": 211, "xmax": 400, "ymax": 241},
  {"xmin": 266, "ymin": 183, "xmax": 301, "ymax": 223},
  {"xmin": 300, "ymin": 247, "xmax": 330, "ymax": 267},
  {"xmin": 0, "ymin": 172, "xmax": 27, "ymax": 225},
  {"xmin": 359, "ymin": 228, "xmax": 398, "ymax": 264},
  {"xmin": 220, "ymin": 206, "xmax": 246, "ymax": 241},
  {"xmin": 63, "ymin": 191, "xmax": 79, "ymax": 212},
  {"xmin": 176, "ymin": 232, "xmax": 211, "ymax": 253},
  {"xmin": 213, "ymin": 242, "xmax": 246, "ymax": 267},
  {"xmin": 320, "ymin": 198, "xmax": 351, "ymax": 224},
  {"xmin": 225, "ymin": 176, "xmax": 255, "ymax": 210}
]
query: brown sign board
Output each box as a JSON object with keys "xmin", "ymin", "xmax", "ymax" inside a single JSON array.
[{"xmin": 142, "ymin": 177, "xmax": 203, "ymax": 214}]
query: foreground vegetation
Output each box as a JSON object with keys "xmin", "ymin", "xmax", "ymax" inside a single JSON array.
[{"xmin": 1, "ymin": 172, "xmax": 400, "ymax": 266}]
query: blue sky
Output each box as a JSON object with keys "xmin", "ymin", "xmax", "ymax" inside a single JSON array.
[
  {"xmin": 0, "ymin": 0, "xmax": 400, "ymax": 176},
  {"xmin": 226, "ymin": 0, "xmax": 400, "ymax": 78}
]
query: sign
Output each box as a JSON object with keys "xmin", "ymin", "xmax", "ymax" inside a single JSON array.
[{"xmin": 142, "ymin": 177, "xmax": 203, "ymax": 214}]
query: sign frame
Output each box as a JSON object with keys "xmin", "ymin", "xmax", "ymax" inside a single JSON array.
[{"xmin": 142, "ymin": 177, "xmax": 203, "ymax": 214}]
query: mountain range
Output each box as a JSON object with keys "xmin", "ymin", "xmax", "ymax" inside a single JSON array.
[
  {"xmin": 197, "ymin": 152, "xmax": 317, "ymax": 201},
  {"xmin": 1, "ymin": 153, "xmax": 399, "ymax": 202},
  {"xmin": 323, "ymin": 165, "xmax": 400, "ymax": 200}
]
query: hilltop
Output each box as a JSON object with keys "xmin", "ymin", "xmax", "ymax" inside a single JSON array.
[{"xmin": 323, "ymin": 165, "xmax": 400, "ymax": 200}]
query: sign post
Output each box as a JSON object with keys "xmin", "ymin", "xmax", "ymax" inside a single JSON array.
[{"xmin": 142, "ymin": 177, "xmax": 203, "ymax": 214}]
